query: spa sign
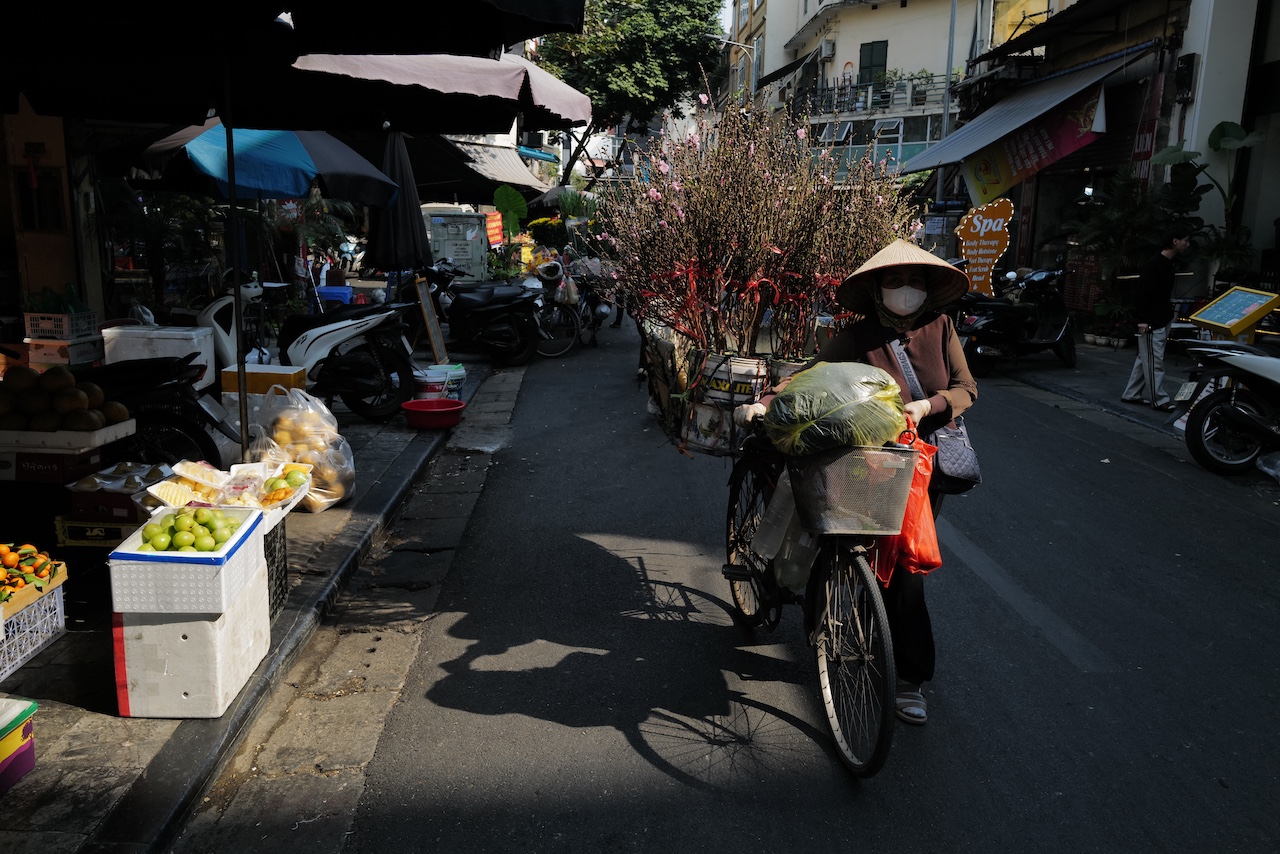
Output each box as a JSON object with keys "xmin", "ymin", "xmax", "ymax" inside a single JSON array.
[{"xmin": 956, "ymin": 198, "xmax": 1014, "ymax": 297}]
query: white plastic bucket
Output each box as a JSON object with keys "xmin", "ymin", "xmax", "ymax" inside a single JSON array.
[
  {"xmin": 443, "ymin": 365, "xmax": 467, "ymax": 400},
  {"xmin": 698, "ymin": 354, "xmax": 767, "ymax": 405},
  {"xmin": 414, "ymin": 367, "xmax": 449, "ymax": 400}
]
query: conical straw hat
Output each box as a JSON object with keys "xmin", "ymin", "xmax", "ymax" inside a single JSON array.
[{"xmin": 835, "ymin": 239, "xmax": 970, "ymax": 313}]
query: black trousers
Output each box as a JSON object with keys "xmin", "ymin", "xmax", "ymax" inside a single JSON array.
[{"xmin": 882, "ymin": 490, "xmax": 943, "ymax": 684}]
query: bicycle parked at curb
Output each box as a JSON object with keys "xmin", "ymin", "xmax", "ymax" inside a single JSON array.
[{"xmin": 724, "ymin": 417, "xmax": 915, "ymax": 777}]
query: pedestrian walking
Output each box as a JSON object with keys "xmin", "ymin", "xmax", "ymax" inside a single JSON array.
[{"xmin": 1121, "ymin": 227, "xmax": 1192, "ymax": 411}]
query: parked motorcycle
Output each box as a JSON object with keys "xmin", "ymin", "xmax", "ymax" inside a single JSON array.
[
  {"xmin": 1167, "ymin": 339, "xmax": 1280, "ymax": 475},
  {"xmin": 951, "ymin": 259, "xmax": 1075, "ymax": 376},
  {"xmin": 199, "ymin": 282, "xmax": 417, "ymax": 422},
  {"xmin": 415, "ymin": 259, "xmax": 541, "ymax": 366},
  {"xmin": 73, "ymin": 352, "xmax": 240, "ymax": 466}
]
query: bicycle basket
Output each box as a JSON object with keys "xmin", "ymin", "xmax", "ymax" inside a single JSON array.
[{"xmin": 787, "ymin": 444, "xmax": 917, "ymax": 535}]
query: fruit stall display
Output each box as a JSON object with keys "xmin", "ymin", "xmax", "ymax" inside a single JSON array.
[{"xmin": 0, "ymin": 365, "xmax": 129, "ymax": 434}]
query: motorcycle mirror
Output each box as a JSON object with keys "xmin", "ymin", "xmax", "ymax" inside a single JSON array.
[{"xmin": 1005, "ymin": 271, "xmax": 1018, "ymax": 280}]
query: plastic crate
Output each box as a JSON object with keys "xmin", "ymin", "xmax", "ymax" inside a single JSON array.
[
  {"xmin": 265, "ymin": 517, "xmax": 287, "ymax": 620},
  {"xmin": 0, "ymin": 588, "xmax": 67, "ymax": 684},
  {"xmin": 108, "ymin": 508, "xmax": 265, "ymax": 614},
  {"xmin": 23, "ymin": 311, "xmax": 100, "ymax": 341},
  {"xmin": 788, "ymin": 445, "xmax": 917, "ymax": 535}
]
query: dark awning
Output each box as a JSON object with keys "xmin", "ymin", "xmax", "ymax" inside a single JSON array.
[
  {"xmin": 898, "ymin": 55, "xmax": 1135, "ymax": 174},
  {"xmin": 974, "ymin": 0, "xmax": 1188, "ymax": 63},
  {"xmin": 756, "ymin": 48, "xmax": 820, "ymax": 89}
]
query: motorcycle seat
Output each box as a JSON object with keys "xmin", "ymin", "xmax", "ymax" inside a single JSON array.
[{"xmin": 452, "ymin": 286, "xmax": 528, "ymax": 308}]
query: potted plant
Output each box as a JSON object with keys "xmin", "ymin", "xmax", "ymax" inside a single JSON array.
[
  {"xmin": 1151, "ymin": 120, "xmax": 1266, "ymax": 284},
  {"xmin": 909, "ymin": 69, "xmax": 931, "ymax": 106}
]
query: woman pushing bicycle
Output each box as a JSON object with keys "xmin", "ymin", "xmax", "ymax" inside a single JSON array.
[{"xmin": 738, "ymin": 239, "xmax": 976, "ymax": 726}]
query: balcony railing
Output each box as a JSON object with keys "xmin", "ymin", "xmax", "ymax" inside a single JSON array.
[{"xmin": 803, "ymin": 74, "xmax": 953, "ymax": 116}]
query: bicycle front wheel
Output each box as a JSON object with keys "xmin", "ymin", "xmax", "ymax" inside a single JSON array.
[
  {"xmin": 812, "ymin": 542, "xmax": 895, "ymax": 777},
  {"xmin": 724, "ymin": 456, "xmax": 781, "ymax": 629},
  {"xmin": 535, "ymin": 302, "xmax": 580, "ymax": 357}
]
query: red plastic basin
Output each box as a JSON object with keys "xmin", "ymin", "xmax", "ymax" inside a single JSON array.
[{"xmin": 401, "ymin": 398, "xmax": 466, "ymax": 429}]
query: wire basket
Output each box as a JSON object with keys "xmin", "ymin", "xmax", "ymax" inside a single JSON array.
[{"xmin": 788, "ymin": 444, "xmax": 917, "ymax": 535}]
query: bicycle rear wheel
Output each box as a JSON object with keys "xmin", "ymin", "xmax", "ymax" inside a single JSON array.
[
  {"xmin": 811, "ymin": 541, "xmax": 895, "ymax": 777},
  {"xmin": 535, "ymin": 302, "xmax": 580, "ymax": 357},
  {"xmin": 724, "ymin": 456, "xmax": 782, "ymax": 630}
]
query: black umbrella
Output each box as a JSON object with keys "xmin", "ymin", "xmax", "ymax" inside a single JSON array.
[{"xmin": 365, "ymin": 131, "xmax": 432, "ymax": 274}]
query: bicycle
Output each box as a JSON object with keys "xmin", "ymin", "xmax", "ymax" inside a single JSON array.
[
  {"xmin": 724, "ymin": 419, "xmax": 915, "ymax": 777},
  {"xmin": 532, "ymin": 286, "xmax": 582, "ymax": 357}
]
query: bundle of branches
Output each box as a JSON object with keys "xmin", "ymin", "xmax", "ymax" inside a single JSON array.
[{"xmin": 598, "ymin": 98, "xmax": 920, "ymax": 359}]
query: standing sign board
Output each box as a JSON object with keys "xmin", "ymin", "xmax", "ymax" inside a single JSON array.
[
  {"xmin": 1188, "ymin": 286, "xmax": 1280, "ymax": 341},
  {"xmin": 413, "ymin": 279, "xmax": 450, "ymax": 365},
  {"xmin": 955, "ymin": 198, "xmax": 1014, "ymax": 297}
]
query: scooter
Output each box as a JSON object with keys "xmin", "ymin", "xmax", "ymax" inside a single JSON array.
[
  {"xmin": 198, "ymin": 281, "xmax": 417, "ymax": 422},
  {"xmin": 1166, "ymin": 339, "xmax": 1280, "ymax": 475},
  {"xmin": 951, "ymin": 259, "xmax": 1075, "ymax": 377},
  {"xmin": 414, "ymin": 259, "xmax": 541, "ymax": 366}
]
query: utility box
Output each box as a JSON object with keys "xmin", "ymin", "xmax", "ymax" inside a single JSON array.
[
  {"xmin": 422, "ymin": 209, "xmax": 489, "ymax": 283},
  {"xmin": 101, "ymin": 325, "xmax": 216, "ymax": 391}
]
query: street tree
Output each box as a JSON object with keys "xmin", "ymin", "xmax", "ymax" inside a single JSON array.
[{"xmin": 535, "ymin": 0, "xmax": 724, "ymax": 186}]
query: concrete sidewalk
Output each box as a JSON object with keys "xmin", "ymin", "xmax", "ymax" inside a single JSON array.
[
  {"xmin": 0, "ymin": 333, "xmax": 1203, "ymax": 854},
  {"xmin": 0, "ymin": 352, "xmax": 496, "ymax": 854}
]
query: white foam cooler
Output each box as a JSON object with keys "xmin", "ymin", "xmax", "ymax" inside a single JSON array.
[
  {"xmin": 112, "ymin": 561, "xmax": 270, "ymax": 718},
  {"xmin": 101, "ymin": 325, "xmax": 216, "ymax": 391}
]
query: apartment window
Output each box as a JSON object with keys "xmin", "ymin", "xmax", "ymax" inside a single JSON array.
[
  {"xmin": 738, "ymin": 0, "xmax": 749, "ymax": 31},
  {"xmin": 858, "ymin": 40, "xmax": 888, "ymax": 85},
  {"xmin": 737, "ymin": 56, "xmax": 749, "ymax": 97}
]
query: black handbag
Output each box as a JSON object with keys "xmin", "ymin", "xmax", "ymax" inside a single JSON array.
[{"xmin": 890, "ymin": 340, "xmax": 982, "ymax": 494}]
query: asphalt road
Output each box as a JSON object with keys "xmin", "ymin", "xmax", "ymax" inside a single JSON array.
[{"xmin": 337, "ymin": 325, "xmax": 1280, "ymax": 853}]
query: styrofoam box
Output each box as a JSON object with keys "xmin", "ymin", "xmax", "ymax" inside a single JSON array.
[
  {"xmin": 108, "ymin": 507, "xmax": 265, "ymax": 614},
  {"xmin": 101, "ymin": 325, "xmax": 215, "ymax": 391},
  {"xmin": 113, "ymin": 561, "xmax": 269, "ymax": 718}
]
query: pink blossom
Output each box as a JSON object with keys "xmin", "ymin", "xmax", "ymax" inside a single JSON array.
[
  {"xmin": 699, "ymin": 94, "xmax": 709, "ymax": 105},
  {"xmin": 876, "ymin": 195, "xmax": 884, "ymax": 205},
  {"xmin": 648, "ymin": 188, "xmax": 662, "ymax": 200},
  {"xmin": 670, "ymin": 181, "xmax": 682, "ymax": 192},
  {"xmin": 677, "ymin": 209, "xmax": 686, "ymax": 221},
  {"xmin": 658, "ymin": 160, "xmax": 670, "ymax": 174},
  {"xmin": 796, "ymin": 128, "xmax": 806, "ymax": 139},
  {"xmin": 658, "ymin": 220, "xmax": 667, "ymax": 228}
]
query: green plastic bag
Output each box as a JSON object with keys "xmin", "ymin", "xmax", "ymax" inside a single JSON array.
[{"xmin": 762, "ymin": 362, "xmax": 907, "ymax": 456}]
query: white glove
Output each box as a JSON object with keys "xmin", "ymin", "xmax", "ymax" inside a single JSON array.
[{"xmin": 734, "ymin": 402, "xmax": 768, "ymax": 427}]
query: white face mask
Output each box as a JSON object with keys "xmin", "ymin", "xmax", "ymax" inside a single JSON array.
[{"xmin": 881, "ymin": 285, "xmax": 928, "ymax": 316}]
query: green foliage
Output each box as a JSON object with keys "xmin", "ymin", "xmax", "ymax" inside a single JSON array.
[
  {"xmin": 527, "ymin": 217, "xmax": 569, "ymax": 249},
  {"xmin": 1057, "ymin": 170, "xmax": 1163, "ymax": 282},
  {"xmin": 486, "ymin": 247, "xmax": 525, "ymax": 280},
  {"xmin": 493, "ymin": 185, "xmax": 528, "ymax": 239},
  {"xmin": 536, "ymin": 0, "xmax": 723, "ymax": 131},
  {"xmin": 1151, "ymin": 120, "xmax": 1265, "ymax": 271}
]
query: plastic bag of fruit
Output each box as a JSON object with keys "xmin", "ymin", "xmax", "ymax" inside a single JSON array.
[{"xmin": 245, "ymin": 389, "xmax": 355, "ymax": 512}]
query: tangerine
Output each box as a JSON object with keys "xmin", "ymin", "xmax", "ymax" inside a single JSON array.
[{"xmin": 1, "ymin": 552, "xmax": 18, "ymax": 569}]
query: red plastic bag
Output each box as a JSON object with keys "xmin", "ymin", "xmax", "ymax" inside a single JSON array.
[{"xmin": 874, "ymin": 430, "xmax": 942, "ymax": 584}]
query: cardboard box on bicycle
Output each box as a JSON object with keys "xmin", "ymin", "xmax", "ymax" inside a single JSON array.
[
  {"xmin": 102, "ymin": 326, "xmax": 216, "ymax": 392},
  {"xmin": 221, "ymin": 364, "xmax": 306, "ymax": 395}
]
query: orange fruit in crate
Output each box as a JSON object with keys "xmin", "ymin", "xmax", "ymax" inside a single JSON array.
[{"xmin": 2, "ymin": 552, "xmax": 18, "ymax": 569}]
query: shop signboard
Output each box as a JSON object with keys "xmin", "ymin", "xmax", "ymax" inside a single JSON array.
[
  {"xmin": 961, "ymin": 85, "xmax": 1106, "ymax": 207},
  {"xmin": 955, "ymin": 198, "xmax": 1014, "ymax": 297},
  {"xmin": 1188, "ymin": 286, "xmax": 1280, "ymax": 341}
]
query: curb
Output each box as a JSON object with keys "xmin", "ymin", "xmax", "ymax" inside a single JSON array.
[{"xmin": 78, "ymin": 369, "xmax": 488, "ymax": 854}]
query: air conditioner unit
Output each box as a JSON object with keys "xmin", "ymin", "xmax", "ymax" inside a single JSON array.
[{"xmin": 820, "ymin": 40, "xmax": 836, "ymax": 61}]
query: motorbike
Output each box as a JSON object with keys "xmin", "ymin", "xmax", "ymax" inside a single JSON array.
[
  {"xmin": 411, "ymin": 259, "xmax": 541, "ymax": 366},
  {"xmin": 198, "ymin": 280, "xmax": 417, "ymax": 422},
  {"xmin": 1166, "ymin": 338, "xmax": 1280, "ymax": 475},
  {"xmin": 73, "ymin": 352, "xmax": 241, "ymax": 467},
  {"xmin": 950, "ymin": 259, "xmax": 1076, "ymax": 377}
]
